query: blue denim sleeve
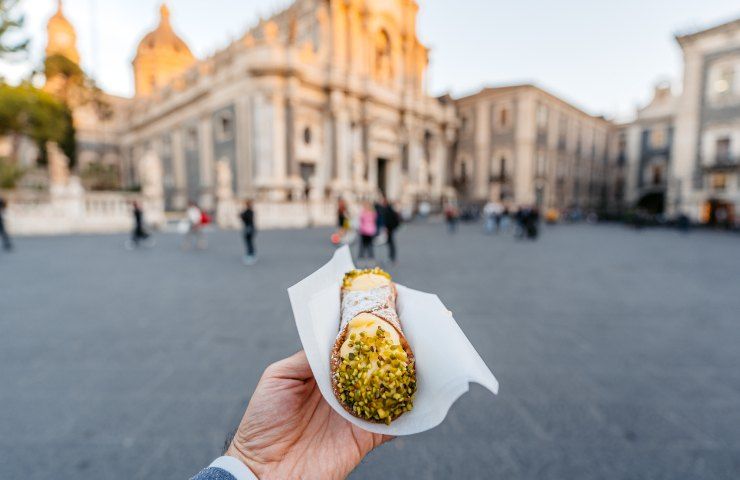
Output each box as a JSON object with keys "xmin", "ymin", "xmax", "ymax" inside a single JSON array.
[{"xmin": 190, "ymin": 467, "xmax": 238, "ymax": 480}]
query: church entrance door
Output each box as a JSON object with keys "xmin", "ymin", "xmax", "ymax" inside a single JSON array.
[{"xmin": 377, "ymin": 158, "xmax": 388, "ymax": 195}]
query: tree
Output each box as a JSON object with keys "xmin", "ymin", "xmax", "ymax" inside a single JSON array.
[
  {"xmin": 0, "ymin": 0, "xmax": 29, "ymax": 60},
  {"xmin": 0, "ymin": 82, "xmax": 74, "ymax": 165},
  {"xmin": 44, "ymin": 54, "xmax": 113, "ymax": 125}
]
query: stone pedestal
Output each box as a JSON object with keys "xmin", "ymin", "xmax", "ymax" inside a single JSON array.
[
  {"xmin": 139, "ymin": 150, "xmax": 167, "ymax": 228},
  {"xmin": 216, "ymin": 159, "xmax": 240, "ymax": 229}
]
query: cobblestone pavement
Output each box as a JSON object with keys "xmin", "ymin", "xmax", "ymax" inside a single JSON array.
[{"xmin": 1, "ymin": 222, "xmax": 739, "ymax": 479}]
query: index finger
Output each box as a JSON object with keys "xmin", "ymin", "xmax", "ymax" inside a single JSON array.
[{"xmin": 264, "ymin": 350, "xmax": 313, "ymax": 382}]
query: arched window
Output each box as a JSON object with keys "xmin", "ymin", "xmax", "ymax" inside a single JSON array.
[
  {"xmin": 652, "ymin": 165, "xmax": 663, "ymax": 185},
  {"xmin": 374, "ymin": 29, "xmax": 393, "ymax": 83},
  {"xmin": 216, "ymin": 111, "xmax": 234, "ymax": 142}
]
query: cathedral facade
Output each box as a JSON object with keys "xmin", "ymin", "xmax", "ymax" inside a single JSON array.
[
  {"xmin": 46, "ymin": 1, "xmax": 738, "ymax": 225},
  {"xmin": 45, "ymin": 0, "xmax": 457, "ymax": 214}
]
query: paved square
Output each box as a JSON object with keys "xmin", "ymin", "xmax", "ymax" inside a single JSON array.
[{"xmin": 1, "ymin": 223, "xmax": 739, "ymax": 479}]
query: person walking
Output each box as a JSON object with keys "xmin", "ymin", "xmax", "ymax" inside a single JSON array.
[
  {"xmin": 501, "ymin": 205, "xmax": 511, "ymax": 232},
  {"xmin": 182, "ymin": 201, "xmax": 206, "ymax": 250},
  {"xmin": 444, "ymin": 202, "xmax": 458, "ymax": 234},
  {"xmin": 525, "ymin": 207, "xmax": 540, "ymax": 240},
  {"xmin": 332, "ymin": 197, "xmax": 349, "ymax": 245},
  {"xmin": 126, "ymin": 201, "xmax": 151, "ymax": 249},
  {"xmin": 381, "ymin": 198, "xmax": 401, "ymax": 263},
  {"xmin": 514, "ymin": 206, "xmax": 527, "ymax": 239},
  {"xmin": 240, "ymin": 200, "xmax": 257, "ymax": 265},
  {"xmin": 483, "ymin": 200, "xmax": 496, "ymax": 234},
  {"xmin": 374, "ymin": 199, "xmax": 385, "ymax": 238},
  {"xmin": 357, "ymin": 201, "xmax": 377, "ymax": 260},
  {"xmin": 0, "ymin": 197, "xmax": 12, "ymax": 252}
]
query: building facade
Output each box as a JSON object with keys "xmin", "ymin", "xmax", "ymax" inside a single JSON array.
[
  {"xmin": 41, "ymin": 0, "xmax": 456, "ymax": 218},
  {"xmin": 669, "ymin": 18, "xmax": 740, "ymax": 225},
  {"xmin": 118, "ymin": 0, "xmax": 456, "ymax": 212},
  {"xmin": 38, "ymin": 2, "xmax": 740, "ymax": 226},
  {"xmin": 616, "ymin": 84, "xmax": 678, "ymax": 215},
  {"xmin": 454, "ymin": 85, "xmax": 612, "ymax": 212}
]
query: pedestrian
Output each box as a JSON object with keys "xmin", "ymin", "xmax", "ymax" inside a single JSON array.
[
  {"xmin": 501, "ymin": 205, "xmax": 511, "ymax": 232},
  {"xmin": 382, "ymin": 198, "xmax": 401, "ymax": 263},
  {"xmin": 182, "ymin": 201, "xmax": 206, "ymax": 250},
  {"xmin": 332, "ymin": 197, "xmax": 349, "ymax": 245},
  {"xmin": 240, "ymin": 200, "xmax": 257, "ymax": 265},
  {"xmin": 677, "ymin": 212, "xmax": 690, "ymax": 233},
  {"xmin": 525, "ymin": 207, "xmax": 540, "ymax": 240},
  {"xmin": 444, "ymin": 202, "xmax": 458, "ymax": 234},
  {"xmin": 0, "ymin": 196, "xmax": 12, "ymax": 252},
  {"xmin": 357, "ymin": 201, "xmax": 377, "ymax": 260},
  {"xmin": 514, "ymin": 207, "xmax": 526, "ymax": 239},
  {"xmin": 126, "ymin": 200, "xmax": 151, "ymax": 249},
  {"xmin": 374, "ymin": 198, "xmax": 385, "ymax": 237},
  {"xmin": 483, "ymin": 200, "xmax": 496, "ymax": 234}
]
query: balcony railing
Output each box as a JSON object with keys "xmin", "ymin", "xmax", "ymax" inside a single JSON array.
[
  {"xmin": 489, "ymin": 174, "xmax": 510, "ymax": 184},
  {"xmin": 702, "ymin": 155, "xmax": 739, "ymax": 172}
]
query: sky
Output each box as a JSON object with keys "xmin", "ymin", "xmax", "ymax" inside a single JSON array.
[{"xmin": 2, "ymin": 0, "xmax": 739, "ymax": 119}]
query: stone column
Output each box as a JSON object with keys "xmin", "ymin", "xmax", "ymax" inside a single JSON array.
[
  {"xmin": 337, "ymin": 110, "xmax": 351, "ymax": 186},
  {"xmin": 329, "ymin": 91, "xmax": 350, "ymax": 195},
  {"xmin": 515, "ymin": 93, "xmax": 537, "ymax": 206},
  {"xmin": 235, "ymin": 95, "xmax": 253, "ymax": 198},
  {"xmin": 271, "ymin": 91, "xmax": 288, "ymax": 200},
  {"xmin": 198, "ymin": 115, "xmax": 215, "ymax": 209},
  {"xmin": 432, "ymin": 135, "xmax": 445, "ymax": 198},
  {"xmin": 670, "ymin": 45, "xmax": 703, "ymax": 220},
  {"xmin": 252, "ymin": 93, "xmax": 274, "ymax": 192},
  {"xmin": 171, "ymin": 129, "xmax": 187, "ymax": 210},
  {"xmin": 216, "ymin": 159, "xmax": 240, "ymax": 229},
  {"xmin": 285, "ymin": 97, "xmax": 296, "ymax": 179},
  {"xmin": 323, "ymin": 107, "xmax": 336, "ymax": 192},
  {"xmin": 474, "ymin": 101, "xmax": 491, "ymax": 200}
]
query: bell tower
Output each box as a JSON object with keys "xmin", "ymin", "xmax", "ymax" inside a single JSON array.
[{"xmin": 46, "ymin": 0, "xmax": 80, "ymax": 65}]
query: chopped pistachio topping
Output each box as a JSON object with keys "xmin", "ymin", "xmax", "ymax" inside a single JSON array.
[
  {"xmin": 334, "ymin": 325, "xmax": 416, "ymax": 424},
  {"xmin": 342, "ymin": 267, "xmax": 392, "ymax": 289}
]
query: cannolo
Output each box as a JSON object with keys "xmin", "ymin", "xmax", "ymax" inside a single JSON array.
[{"xmin": 330, "ymin": 268, "xmax": 416, "ymax": 424}]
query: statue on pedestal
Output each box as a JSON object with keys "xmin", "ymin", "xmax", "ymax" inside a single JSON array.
[
  {"xmin": 47, "ymin": 142, "xmax": 84, "ymax": 218},
  {"xmin": 138, "ymin": 149, "xmax": 166, "ymax": 228},
  {"xmin": 139, "ymin": 149, "xmax": 164, "ymax": 198},
  {"xmin": 216, "ymin": 159, "xmax": 239, "ymax": 229},
  {"xmin": 47, "ymin": 142, "xmax": 70, "ymax": 190}
]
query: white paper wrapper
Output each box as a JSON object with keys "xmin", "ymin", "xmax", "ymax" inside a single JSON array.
[{"xmin": 288, "ymin": 245, "xmax": 499, "ymax": 436}]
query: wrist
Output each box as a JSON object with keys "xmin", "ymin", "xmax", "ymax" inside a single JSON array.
[{"xmin": 225, "ymin": 442, "xmax": 268, "ymax": 479}]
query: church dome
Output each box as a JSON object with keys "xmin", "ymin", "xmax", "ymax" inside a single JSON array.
[
  {"xmin": 133, "ymin": 4, "xmax": 195, "ymax": 97},
  {"xmin": 135, "ymin": 4, "xmax": 193, "ymax": 58}
]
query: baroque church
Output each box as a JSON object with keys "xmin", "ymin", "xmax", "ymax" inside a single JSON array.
[{"xmin": 45, "ymin": 0, "xmax": 458, "ymax": 213}]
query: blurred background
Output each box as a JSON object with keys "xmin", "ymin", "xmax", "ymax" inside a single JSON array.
[{"xmin": 1, "ymin": 1, "xmax": 739, "ymax": 479}]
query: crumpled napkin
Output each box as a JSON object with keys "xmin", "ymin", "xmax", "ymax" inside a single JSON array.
[{"xmin": 288, "ymin": 245, "xmax": 499, "ymax": 435}]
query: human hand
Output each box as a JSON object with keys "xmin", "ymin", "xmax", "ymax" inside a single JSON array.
[{"xmin": 226, "ymin": 351, "xmax": 393, "ymax": 480}]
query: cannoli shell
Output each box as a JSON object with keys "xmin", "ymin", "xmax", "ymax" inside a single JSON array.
[{"xmin": 330, "ymin": 282, "xmax": 415, "ymax": 423}]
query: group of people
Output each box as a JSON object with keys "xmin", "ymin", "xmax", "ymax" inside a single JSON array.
[
  {"xmin": 513, "ymin": 206, "xmax": 540, "ymax": 240},
  {"xmin": 482, "ymin": 201, "xmax": 510, "ymax": 234},
  {"xmin": 483, "ymin": 200, "xmax": 540, "ymax": 240},
  {"xmin": 336, "ymin": 197, "xmax": 402, "ymax": 263},
  {"xmin": 443, "ymin": 199, "xmax": 542, "ymax": 241},
  {"xmin": 128, "ymin": 199, "xmax": 258, "ymax": 265}
]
